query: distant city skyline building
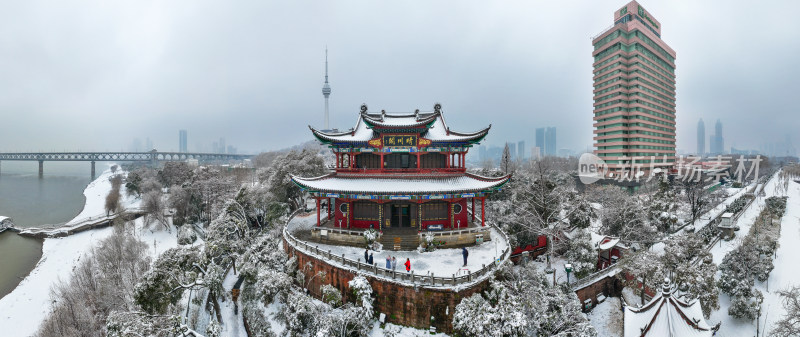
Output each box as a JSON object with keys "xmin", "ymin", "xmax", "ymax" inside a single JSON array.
[
  {"xmin": 535, "ymin": 127, "xmax": 557, "ymax": 156},
  {"xmin": 321, "ymin": 48, "xmax": 332, "ymax": 130},
  {"xmin": 517, "ymin": 140, "xmax": 525, "ymax": 160},
  {"xmin": 535, "ymin": 128, "xmax": 545, "ymax": 154},
  {"xmin": 592, "ymin": 1, "xmax": 677, "ymax": 173},
  {"xmin": 507, "ymin": 142, "xmax": 517, "ymax": 161},
  {"xmin": 532, "ymin": 146, "xmax": 542, "ymax": 160},
  {"xmin": 710, "ymin": 119, "xmax": 724, "ymax": 154},
  {"xmin": 545, "ymin": 127, "xmax": 556, "ymax": 156},
  {"xmin": 179, "ymin": 129, "xmax": 188, "ymax": 153},
  {"xmin": 696, "ymin": 119, "xmax": 705, "ymax": 155}
]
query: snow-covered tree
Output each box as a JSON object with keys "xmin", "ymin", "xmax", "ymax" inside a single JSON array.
[
  {"xmin": 601, "ymin": 196, "xmax": 658, "ymax": 245},
  {"xmin": 681, "ymin": 178, "xmax": 708, "ymax": 226},
  {"xmin": 729, "ymin": 289, "xmax": 763, "ymax": 321},
  {"xmin": 771, "ymin": 286, "xmax": 800, "ymax": 337},
  {"xmin": 105, "ymin": 312, "xmax": 187, "ymax": 337},
  {"xmin": 38, "ymin": 225, "xmax": 152, "ymax": 336},
  {"xmin": 264, "ymin": 148, "xmax": 326, "ymax": 212},
  {"xmin": 455, "ymin": 265, "xmax": 596, "ymax": 337},
  {"xmin": 564, "ymin": 191, "xmax": 597, "ymax": 229},
  {"xmin": 565, "ymin": 229, "xmax": 597, "ymax": 279},
  {"xmin": 500, "ymin": 143, "xmax": 513, "ymax": 174},
  {"xmin": 134, "ymin": 247, "xmax": 202, "ymax": 314},
  {"xmin": 661, "ymin": 234, "xmax": 719, "ymax": 318},
  {"xmin": 453, "ymin": 281, "xmax": 526, "ymax": 337},
  {"xmin": 646, "ymin": 180, "xmax": 679, "ymax": 232},
  {"xmin": 620, "ymin": 250, "xmax": 664, "ymax": 305}
]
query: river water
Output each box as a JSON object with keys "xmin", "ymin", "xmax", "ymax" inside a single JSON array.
[{"xmin": 0, "ymin": 162, "xmax": 92, "ymax": 299}]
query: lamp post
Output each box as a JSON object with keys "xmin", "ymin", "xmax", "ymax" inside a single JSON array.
[{"xmin": 565, "ymin": 263, "xmax": 573, "ymax": 285}]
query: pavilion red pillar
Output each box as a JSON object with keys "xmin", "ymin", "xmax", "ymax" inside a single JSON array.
[
  {"xmin": 445, "ymin": 153, "xmax": 450, "ymax": 168},
  {"xmin": 471, "ymin": 198, "xmax": 475, "ymax": 221},
  {"xmin": 417, "ymin": 152, "xmax": 421, "ymax": 169},
  {"xmin": 481, "ymin": 197, "xmax": 485, "ymax": 226},
  {"xmin": 327, "ymin": 198, "xmax": 332, "ymax": 220},
  {"xmin": 348, "ymin": 201, "xmax": 353, "ymax": 229},
  {"xmin": 316, "ymin": 198, "xmax": 321, "ymax": 227}
]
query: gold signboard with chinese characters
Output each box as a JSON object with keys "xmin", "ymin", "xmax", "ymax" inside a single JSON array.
[{"xmin": 382, "ymin": 135, "xmax": 417, "ymax": 147}]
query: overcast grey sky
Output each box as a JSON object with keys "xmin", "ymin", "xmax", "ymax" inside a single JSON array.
[{"xmin": 1, "ymin": 0, "xmax": 798, "ymax": 154}]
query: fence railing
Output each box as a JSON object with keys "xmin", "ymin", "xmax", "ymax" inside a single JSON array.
[{"xmin": 284, "ymin": 211, "xmax": 510, "ymax": 288}]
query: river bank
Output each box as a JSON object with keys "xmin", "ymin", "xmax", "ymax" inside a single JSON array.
[
  {"xmin": 0, "ymin": 166, "xmax": 179, "ymax": 336},
  {"xmin": 0, "ymin": 173, "xmax": 91, "ymax": 300}
]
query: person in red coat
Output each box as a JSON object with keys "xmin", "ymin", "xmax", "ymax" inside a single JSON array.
[{"xmin": 404, "ymin": 258, "xmax": 411, "ymax": 272}]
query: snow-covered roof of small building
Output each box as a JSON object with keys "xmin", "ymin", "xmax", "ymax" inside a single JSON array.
[
  {"xmin": 721, "ymin": 212, "xmax": 733, "ymax": 218},
  {"xmin": 591, "ymin": 233, "xmax": 623, "ymax": 251},
  {"xmin": 624, "ymin": 279, "xmax": 716, "ymax": 337},
  {"xmin": 310, "ymin": 104, "xmax": 490, "ymax": 145},
  {"xmin": 291, "ymin": 172, "xmax": 510, "ymax": 195}
]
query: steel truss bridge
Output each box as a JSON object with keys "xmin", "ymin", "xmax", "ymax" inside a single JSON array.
[{"xmin": 0, "ymin": 151, "xmax": 253, "ymax": 178}]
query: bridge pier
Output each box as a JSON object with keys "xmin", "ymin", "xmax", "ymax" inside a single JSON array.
[
  {"xmin": 91, "ymin": 161, "xmax": 96, "ymax": 180},
  {"xmin": 38, "ymin": 160, "xmax": 43, "ymax": 179}
]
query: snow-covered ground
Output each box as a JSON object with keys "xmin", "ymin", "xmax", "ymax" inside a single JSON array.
[
  {"xmin": 0, "ymin": 166, "xmax": 178, "ymax": 337},
  {"xmin": 708, "ymin": 173, "xmax": 798, "ymax": 337},
  {"xmin": 588, "ymin": 297, "xmax": 623, "ymax": 337},
  {"xmin": 369, "ymin": 322, "xmax": 449, "ymax": 337},
  {"xmin": 288, "ymin": 213, "xmax": 507, "ymax": 279}
]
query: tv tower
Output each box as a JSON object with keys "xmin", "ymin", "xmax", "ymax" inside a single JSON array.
[{"xmin": 321, "ymin": 48, "xmax": 331, "ymax": 130}]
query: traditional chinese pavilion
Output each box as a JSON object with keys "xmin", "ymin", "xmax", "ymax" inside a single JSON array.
[{"xmin": 291, "ymin": 104, "xmax": 509, "ymax": 237}]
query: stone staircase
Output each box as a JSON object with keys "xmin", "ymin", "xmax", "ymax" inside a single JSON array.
[{"xmin": 379, "ymin": 228, "xmax": 420, "ymax": 251}]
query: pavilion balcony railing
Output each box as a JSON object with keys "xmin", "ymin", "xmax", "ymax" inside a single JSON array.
[
  {"xmin": 335, "ymin": 167, "xmax": 467, "ymax": 175},
  {"xmin": 284, "ymin": 210, "xmax": 510, "ymax": 289},
  {"xmin": 420, "ymin": 225, "xmax": 489, "ymax": 239}
]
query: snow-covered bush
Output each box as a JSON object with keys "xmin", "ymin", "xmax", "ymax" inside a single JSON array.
[
  {"xmin": 321, "ymin": 284, "xmax": 343, "ymax": 307},
  {"xmin": 177, "ymin": 224, "xmax": 197, "ymax": 245},
  {"xmin": 348, "ymin": 275, "xmax": 374, "ymax": 313},
  {"xmin": 242, "ymin": 303, "xmax": 277, "ymax": 337},
  {"xmin": 363, "ymin": 228, "xmax": 377, "ymax": 246},
  {"xmin": 256, "ymin": 270, "xmax": 293, "ymax": 304},
  {"xmin": 280, "ymin": 290, "xmax": 320, "ymax": 335},
  {"xmin": 205, "ymin": 320, "xmax": 222, "ymax": 337}
]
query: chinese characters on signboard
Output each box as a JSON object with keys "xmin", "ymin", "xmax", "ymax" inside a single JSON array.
[{"xmin": 382, "ymin": 135, "xmax": 417, "ymax": 147}]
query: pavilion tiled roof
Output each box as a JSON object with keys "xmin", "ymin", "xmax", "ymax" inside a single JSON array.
[
  {"xmin": 290, "ymin": 172, "xmax": 510, "ymax": 195},
  {"xmin": 624, "ymin": 280, "xmax": 717, "ymax": 337},
  {"xmin": 310, "ymin": 105, "xmax": 490, "ymax": 145}
]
